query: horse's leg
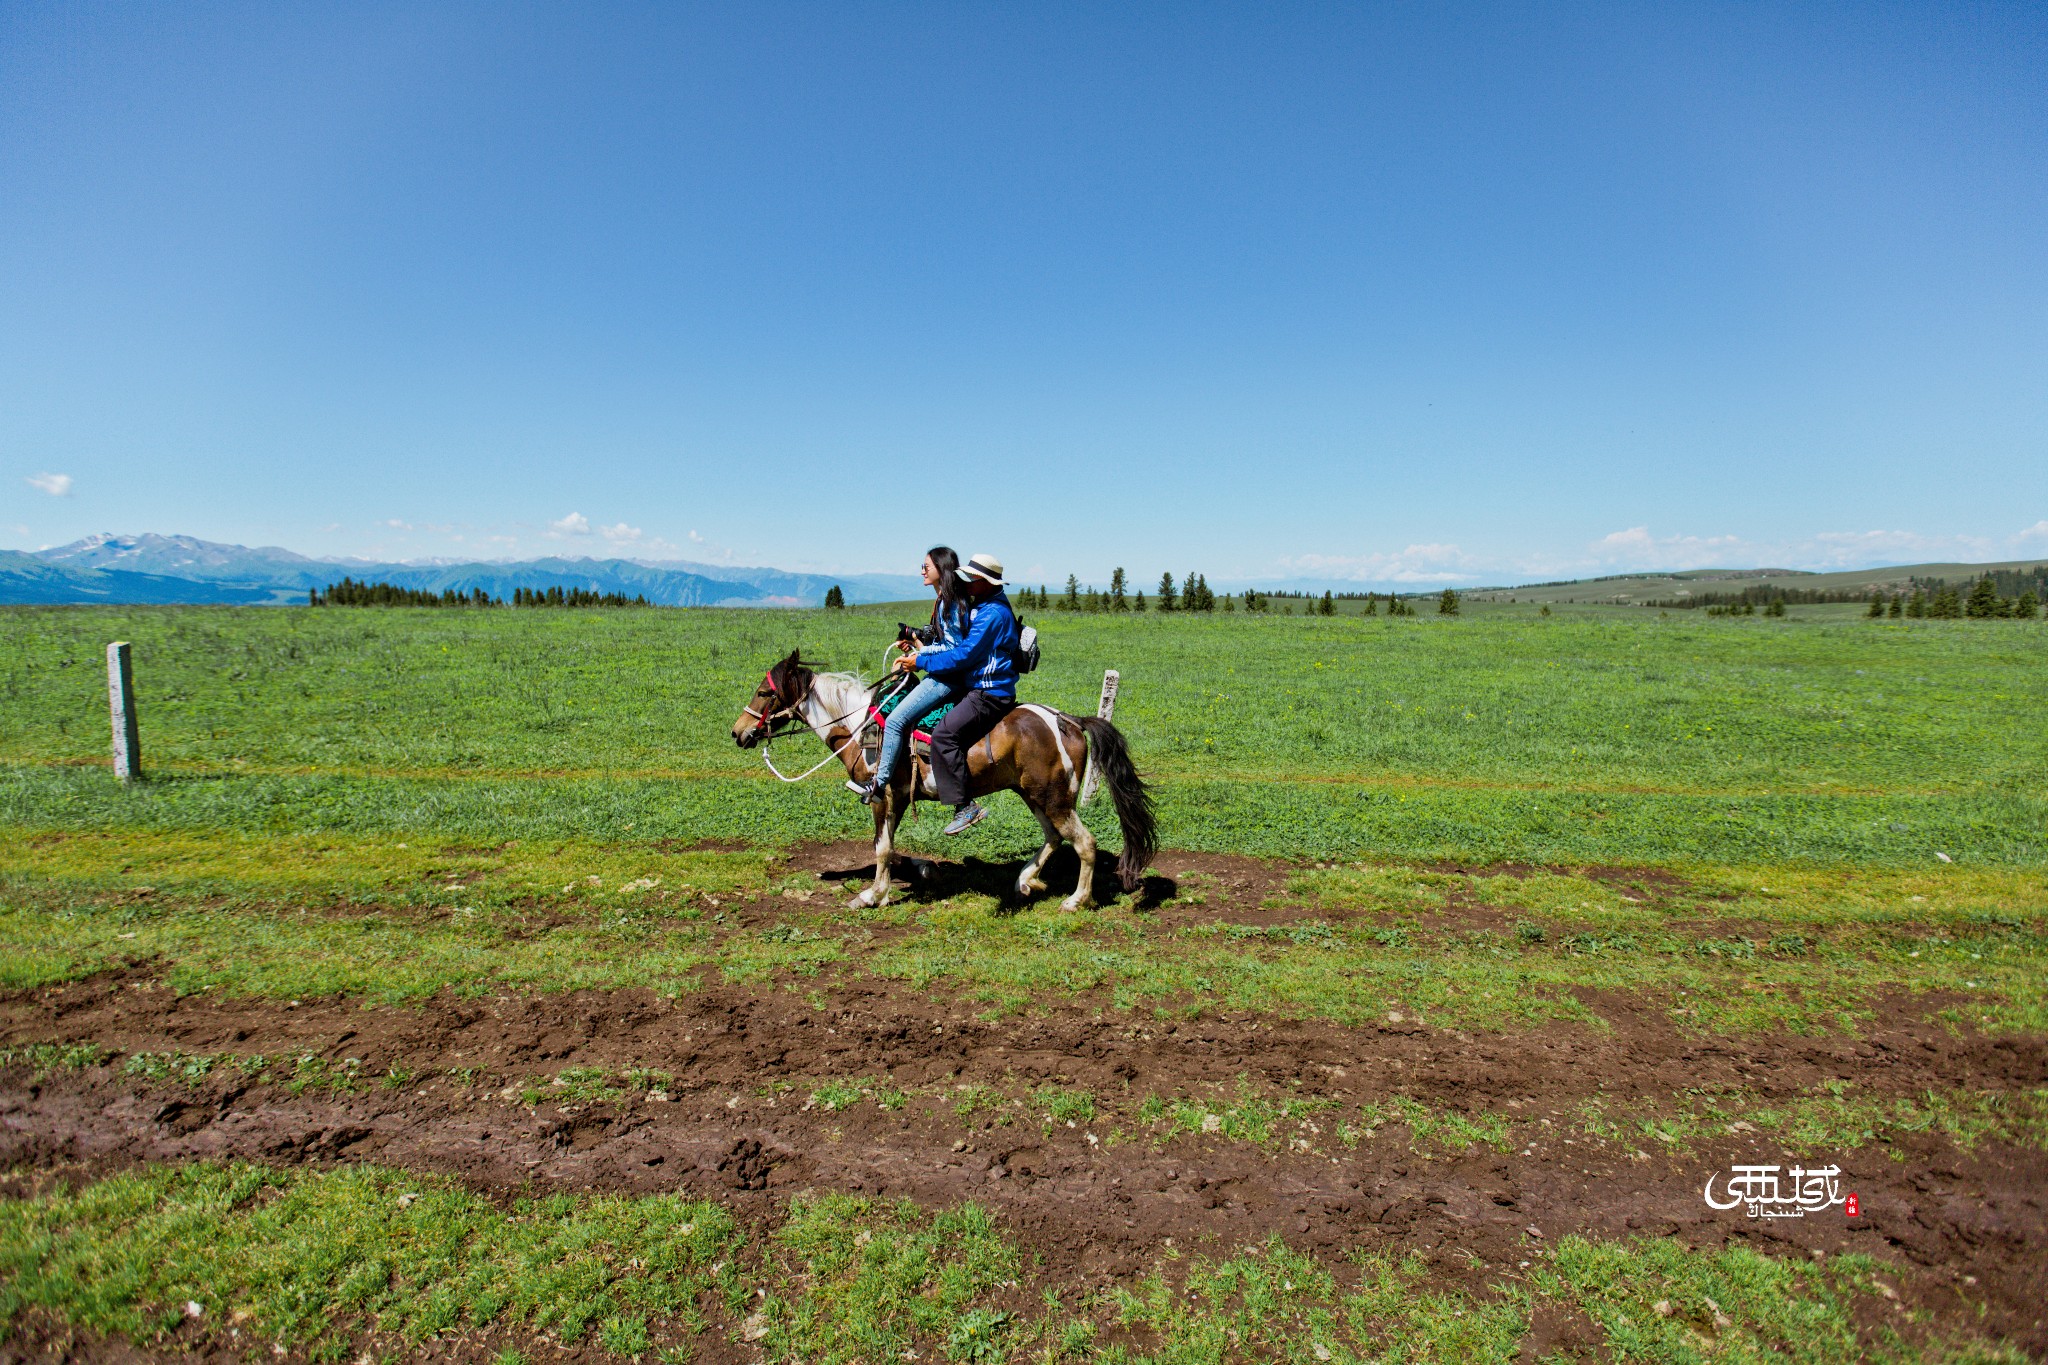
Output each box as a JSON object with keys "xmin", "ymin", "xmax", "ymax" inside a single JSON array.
[
  {"xmin": 1014, "ymin": 795, "xmax": 1063, "ymax": 900},
  {"xmin": 853, "ymin": 794, "xmax": 895, "ymax": 909},
  {"xmin": 1054, "ymin": 797, "xmax": 1098, "ymax": 911}
]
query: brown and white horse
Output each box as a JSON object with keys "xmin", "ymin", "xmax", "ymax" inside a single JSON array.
[{"xmin": 732, "ymin": 650, "xmax": 1155, "ymax": 910}]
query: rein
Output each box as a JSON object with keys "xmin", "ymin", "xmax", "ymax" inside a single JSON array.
[{"xmin": 750, "ymin": 667, "xmax": 914, "ymax": 784}]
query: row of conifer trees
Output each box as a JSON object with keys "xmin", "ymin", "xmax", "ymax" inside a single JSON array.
[
  {"xmin": 999, "ymin": 572, "xmax": 1450, "ymax": 616},
  {"xmin": 1866, "ymin": 576, "xmax": 2039, "ymax": 620},
  {"xmin": 310, "ymin": 579, "xmax": 649, "ymax": 608}
]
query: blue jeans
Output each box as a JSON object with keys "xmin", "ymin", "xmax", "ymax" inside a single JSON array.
[{"xmin": 874, "ymin": 676, "xmax": 960, "ymax": 787}]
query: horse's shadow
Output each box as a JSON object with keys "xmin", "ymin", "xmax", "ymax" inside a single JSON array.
[{"xmin": 815, "ymin": 847, "xmax": 1175, "ymax": 912}]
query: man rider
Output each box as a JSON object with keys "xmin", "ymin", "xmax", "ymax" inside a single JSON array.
[{"xmin": 906, "ymin": 552, "xmax": 1018, "ymax": 835}]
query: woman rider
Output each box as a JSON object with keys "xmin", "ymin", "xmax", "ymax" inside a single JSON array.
[{"xmin": 852, "ymin": 546, "xmax": 970, "ymax": 804}]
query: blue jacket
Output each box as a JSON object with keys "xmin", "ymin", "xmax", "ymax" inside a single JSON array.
[{"xmin": 917, "ymin": 591, "xmax": 1019, "ymax": 699}]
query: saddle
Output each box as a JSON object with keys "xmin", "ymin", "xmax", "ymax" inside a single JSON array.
[{"xmin": 870, "ymin": 688, "xmax": 955, "ymax": 760}]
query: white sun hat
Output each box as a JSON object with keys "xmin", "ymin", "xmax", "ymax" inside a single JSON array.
[{"xmin": 957, "ymin": 553, "xmax": 1006, "ymax": 586}]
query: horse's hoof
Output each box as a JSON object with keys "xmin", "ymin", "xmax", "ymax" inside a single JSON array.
[
  {"xmin": 1060, "ymin": 893, "xmax": 1093, "ymax": 912},
  {"xmin": 850, "ymin": 888, "xmax": 882, "ymax": 910},
  {"xmin": 1014, "ymin": 874, "xmax": 1045, "ymax": 898}
]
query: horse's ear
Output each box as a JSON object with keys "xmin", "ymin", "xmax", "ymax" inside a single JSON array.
[{"xmin": 769, "ymin": 649, "xmax": 801, "ymax": 693}]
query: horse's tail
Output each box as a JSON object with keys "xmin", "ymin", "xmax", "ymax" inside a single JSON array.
[{"xmin": 1080, "ymin": 716, "xmax": 1156, "ymax": 892}]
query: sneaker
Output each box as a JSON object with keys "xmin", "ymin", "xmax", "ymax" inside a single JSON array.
[
  {"xmin": 941, "ymin": 803, "xmax": 986, "ymax": 836},
  {"xmin": 846, "ymin": 777, "xmax": 879, "ymax": 805}
]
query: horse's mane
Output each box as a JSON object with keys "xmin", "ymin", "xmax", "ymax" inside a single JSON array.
[
  {"xmin": 790, "ymin": 671, "xmax": 872, "ymax": 716},
  {"xmin": 811, "ymin": 671, "xmax": 875, "ymax": 703}
]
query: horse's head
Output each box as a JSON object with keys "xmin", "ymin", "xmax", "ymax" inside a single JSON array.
[{"xmin": 732, "ymin": 649, "xmax": 813, "ymax": 748}]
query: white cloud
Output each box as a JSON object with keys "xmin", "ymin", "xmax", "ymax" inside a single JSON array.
[
  {"xmin": 679, "ymin": 527, "xmax": 738, "ymax": 562},
  {"xmin": 1282, "ymin": 543, "xmax": 1479, "ymax": 583},
  {"xmin": 547, "ymin": 512, "xmax": 592, "ymax": 538},
  {"xmin": 1588, "ymin": 527, "xmax": 1748, "ymax": 570},
  {"xmin": 25, "ymin": 472, "xmax": 72, "ymax": 496},
  {"xmin": 381, "ymin": 518, "xmax": 415, "ymax": 531},
  {"xmin": 599, "ymin": 522, "xmax": 643, "ymax": 545},
  {"xmin": 1805, "ymin": 529, "xmax": 1997, "ymax": 566},
  {"xmin": 2016, "ymin": 520, "xmax": 2048, "ymax": 543}
]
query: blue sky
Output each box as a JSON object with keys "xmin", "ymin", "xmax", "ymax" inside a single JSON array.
[{"xmin": 3, "ymin": 1, "xmax": 2044, "ymax": 587}]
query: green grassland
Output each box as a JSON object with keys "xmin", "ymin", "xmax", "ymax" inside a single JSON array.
[
  {"xmin": 1, "ymin": 601, "xmax": 2042, "ymax": 1047},
  {"xmin": 2, "ymin": 603, "xmax": 2043, "ymax": 1039},
  {"xmin": 1, "ymin": 603, "xmax": 2043, "ymax": 866}
]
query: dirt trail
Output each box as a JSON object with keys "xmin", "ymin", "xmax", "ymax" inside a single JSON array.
[
  {"xmin": 5, "ymin": 842, "xmax": 2047, "ymax": 1357},
  {"xmin": 4, "ymin": 964, "xmax": 2046, "ymax": 1355}
]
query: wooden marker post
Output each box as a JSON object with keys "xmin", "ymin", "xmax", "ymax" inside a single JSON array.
[
  {"xmin": 107, "ymin": 641, "xmax": 141, "ymax": 784},
  {"xmin": 1081, "ymin": 669, "xmax": 1119, "ymax": 805}
]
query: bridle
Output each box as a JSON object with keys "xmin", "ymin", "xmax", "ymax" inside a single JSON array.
[{"xmin": 741, "ymin": 668, "xmax": 813, "ymax": 743}]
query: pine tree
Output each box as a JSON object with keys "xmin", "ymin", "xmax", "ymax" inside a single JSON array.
[
  {"xmin": 1110, "ymin": 568, "xmax": 1128, "ymax": 612},
  {"xmin": 1906, "ymin": 591, "xmax": 1926, "ymax": 618},
  {"xmin": 1765, "ymin": 598, "xmax": 1786, "ymax": 617},
  {"xmin": 1866, "ymin": 595, "xmax": 1886, "ymax": 618},
  {"xmin": 1062, "ymin": 575, "xmax": 1081, "ymax": 611},
  {"xmin": 1085, "ymin": 587, "xmax": 1102, "ymax": 613},
  {"xmin": 1134, "ymin": 591, "xmax": 1147, "ymax": 612},
  {"xmin": 1318, "ymin": 590, "xmax": 1335, "ymax": 616},
  {"xmin": 1888, "ymin": 595, "xmax": 1903, "ymax": 618},
  {"xmin": 2017, "ymin": 591, "xmax": 2039, "ymax": 620},
  {"xmin": 1221, "ymin": 593, "xmax": 1233, "ymax": 612},
  {"xmin": 1437, "ymin": 589, "xmax": 1460, "ymax": 616},
  {"xmin": 1158, "ymin": 572, "xmax": 1177, "ymax": 612},
  {"xmin": 824, "ymin": 585, "xmax": 845, "ymax": 609},
  {"xmin": 1362, "ymin": 593, "xmax": 1378, "ymax": 616},
  {"xmin": 1966, "ymin": 575, "xmax": 1999, "ymax": 619}
]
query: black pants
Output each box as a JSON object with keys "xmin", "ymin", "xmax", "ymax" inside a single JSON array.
[{"xmin": 931, "ymin": 689, "xmax": 1015, "ymax": 808}]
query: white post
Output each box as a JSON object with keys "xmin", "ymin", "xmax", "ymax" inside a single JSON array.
[
  {"xmin": 1081, "ymin": 669, "xmax": 1119, "ymax": 805},
  {"xmin": 107, "ymin": 641, "xmax": 141, "ymax": 785}
]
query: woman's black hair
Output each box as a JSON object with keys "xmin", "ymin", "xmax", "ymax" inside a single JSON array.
[{"xmin": 927, "ymin": 546, "xmax": 965, "ymax": 615}]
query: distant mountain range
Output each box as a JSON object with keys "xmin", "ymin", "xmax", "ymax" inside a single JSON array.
[
  {"xmin": 1, "ymin": 534, "xmax": 924, "ymax": 607},
  {"xmin": 6, "ymin": 533, "xmax": 2042, "ymax": 609}
]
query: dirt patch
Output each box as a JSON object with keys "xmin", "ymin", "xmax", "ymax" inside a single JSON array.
[
  {"xmin": 655, "ymin": 836, "xmax": 759, "ymax": 855},
  {"xmin": 1420, "ymin": 859, "xmax": 1697, "ymax": 900},
  {"xmin": 3, "ymin": 968, "xmax": 2046, "ymax": 1353}
]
